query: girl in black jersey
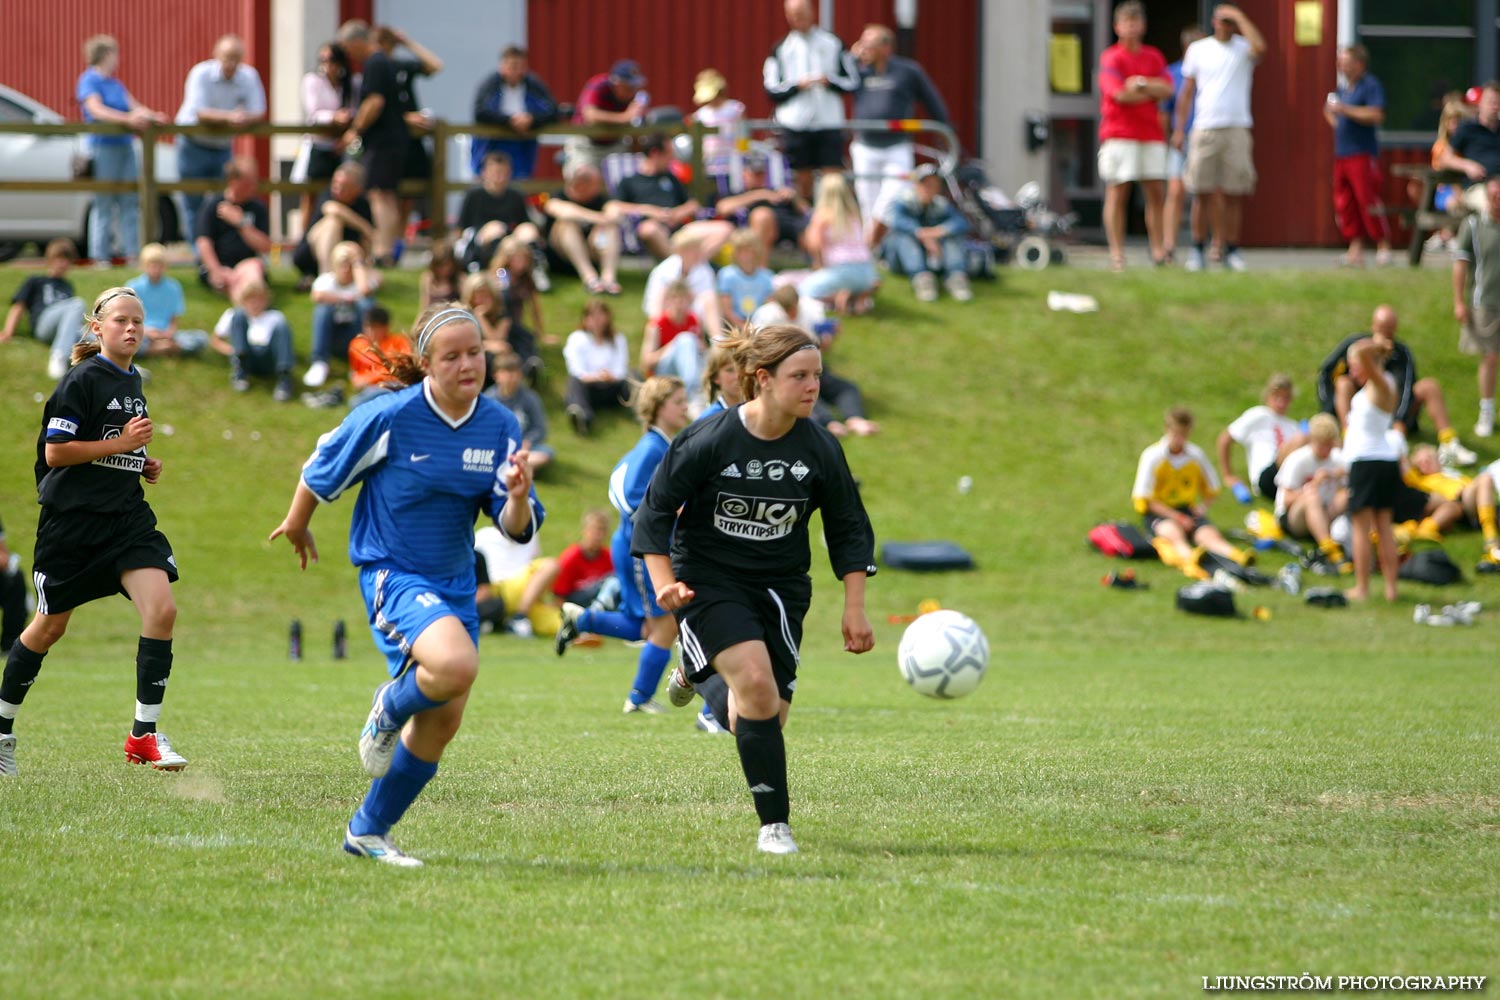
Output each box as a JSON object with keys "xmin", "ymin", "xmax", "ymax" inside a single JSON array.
[
  {"xmin": 0, "ymin": 287, "xmax": 186, "ymax": 778},
  {"xmin": 633, "ymin": 324, "xmax": 876, "ymax": 854}
]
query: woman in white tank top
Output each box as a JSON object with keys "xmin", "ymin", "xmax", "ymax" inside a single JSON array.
[{"xmin": 1343, "ymin": 339, "xmax": 1401, "ymax": 602}]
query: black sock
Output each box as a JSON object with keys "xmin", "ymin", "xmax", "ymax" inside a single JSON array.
[
  {"xmin": 734, "ymin": 714, "xmax": 789, "ymax": 825},
  {"xmin": 1, "ymin": 640, "xmax": 47, "ymax": 735},
  {"xmin": 133, "ymin": 636, "xmax": 173, "ymax": 737}
]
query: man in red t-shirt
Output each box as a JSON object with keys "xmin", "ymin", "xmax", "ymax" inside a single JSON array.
[
  {"xmin": 565, "ymin": 60, "xmax": 648, "ymax": 171},
  {"xmin": 553, "ymin": 509, "xmax": 615, "ymax": 607},
  {"xmin": 1097, "ymin": 1, "xmax": 1173, "ymax": 270}
]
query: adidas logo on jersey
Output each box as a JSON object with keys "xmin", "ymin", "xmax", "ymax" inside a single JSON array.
[
  {"xmin": 107, "ymin": 398, "xmax": 123, "ymax": 410},
  {"xmin": 721, "ymin": 463, "xmax": 742, "ymax": 478}
]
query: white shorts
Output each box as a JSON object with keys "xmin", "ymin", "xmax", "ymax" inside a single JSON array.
[{"xmin": 1098, "ymin": 139, "xmax": 1168, "ymax": 185}]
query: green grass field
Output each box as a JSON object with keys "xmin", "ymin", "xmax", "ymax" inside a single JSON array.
[{"xmin": 0, "ymin": 256, "xmax": 1495, "ymax": 998}]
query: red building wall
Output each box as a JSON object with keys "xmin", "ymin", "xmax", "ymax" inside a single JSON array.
[{"xmin": 0, "ymin": 0, "xmax": 268, "ymax": 127}]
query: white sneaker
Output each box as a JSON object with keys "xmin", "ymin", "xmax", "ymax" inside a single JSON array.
[
  {"xmin": 622, "ymin": 698, "xmax": 669, "ymax": 715},
  {"xmin": 47, "ymin": 354, "xmax": 68, "ymax": 380},
  {"xmin": 358, "ymin": 680, "xmax": 401, "ymax": 778},
  {"xmin": 554, "ymin": 602, "xmax": 583, "ymax": 656},
  {"xmin": 1438, "ymin": 439, "xmax": 1478, "ymax": 467},
  {"xmin": 532, "ymin": 266, "xmax": 551, "ymax": 293},
  {"xmin": 912, "ymin": 271, "xmax": 938, "ymax": 303},
  {"xmin": 1185, "ymin": 248, "xmax": 1205, "ymax": 272},
  {"xmin": 695, "ymin": 710, "xmax": 728, "ymax": 734},
  {"xmin": 1475, "ymin": 412, "xmax": 1495, "ymax": 438},
  {"xmin": 508, "ymin": 614, "xmax": 534, "ymax": 639},
  {"xmin": 757, "ymin": 822, "xmax": 799, "ymax": 854},
  {"xmin": 0, "ymin": 734, "xmax": 15, "ymax": 776},
  {"xmin": 303, "ymin": 360, "xmax": 329, "ymax": 388},
  {"xmin": 1223, "ymin": 249, "xmax": 1248, "ymax": 272},
  {"xmin": 666, "ymin": 664, "xmax": 695, "ymax": 707},
  {"xmin": 944, "ymin": 272, "xmax": 973, "ymax": 302},
  {"xmin": 343, "ymin": 826, "xmax": 424, "ymax": 867},
  {"xmin": 123, "ymin": 731, "xmax": 188, "ymax": 770}
]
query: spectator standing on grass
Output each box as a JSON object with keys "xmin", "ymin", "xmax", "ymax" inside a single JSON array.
[
  {"xmin": 128, "ymin": 243, "xmax": 208, "ymax": 357},
  {"xmin": 471, "ymin": 45, "xmax": 558, "ymax": 180},
  {"xmin": 764, "ymin": 0, "xmax": 860, "ymax": 202},
  {"xmin": 336, "ymin": 21, "xmax": 403, "ymax": 266},
  {"xmin": 566, "ymin": 60, "xmax": 649, "ymax": 172},
  {"xmin": 291, "ymin": 161, "xmax": 375, "ymax": 291},
  {"xmin": 195, "ymin": 157, "xmax": 270, "ymax": 300},
  {"xmin": 1453, "ymin": 175, "xmax": 1500, "ymax": 439},
  {"xmin": 849, "ymin": 23, "xmax": 950, "ymax": 245},
  {"xmin": 291, "ymin": 42, "xmax": 354, "ymax": 242},
  {"xmin": 0, "ymin": 239, "xmax": 88, "ymax": 380},
  {"xmin": 1439, "ymin": 81, "xmax": 1500, "ymax": 214},
  {"xmin": 1324, "ymin": 44, "xmax": 1392, "ymax": 268},
  {"xmin": 1097, "ymin": 1, "xmax": 1172, "ymax": 271},
  {"xmin": 175, "ymin": 35, "xmax": 267, "ymax": 243},
  {"xmin": 76, "ymin": 34, "xmax": 166, "ymax": 265},
  {"xmin": 1161, "ymin": 26, "xmax": 1206, "ymax": 264},
  {"xmin": 882, "ymin": 164, "xmax": 972, "ymax": 302},
  {"xmin": 1172, "ymin": 4, "xmax": 1264, "ymax": 273}
]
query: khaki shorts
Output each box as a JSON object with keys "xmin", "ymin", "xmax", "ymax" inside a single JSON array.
[
  {"xmin": 1097, "ymin": 139, "xmax": 1168, "ymax": 185},
  {"xmin": 1184, "ymin": 126, "xmax": 1257, "ymax": 195},
  {"xmin": 1460, "ymin": 305, "xmax": 1500, "ymax": 355}
]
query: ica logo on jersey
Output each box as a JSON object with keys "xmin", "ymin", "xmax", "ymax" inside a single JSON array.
[
  {"xmin": 714, "ymin": 492, "xmax": 807, "ymax": 540},
  {"xmin": 461, "ymin": 447, "xmax": 497, "ymax": 473}
]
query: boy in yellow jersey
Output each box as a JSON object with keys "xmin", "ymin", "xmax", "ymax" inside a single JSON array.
[
  {"xmin": 1402, "ymin": 445, "xmax": 1499, "ymax": 561},
  {"xmin": 1132, "ymin": 406, "xmax": 1253, "ymax": 578}
]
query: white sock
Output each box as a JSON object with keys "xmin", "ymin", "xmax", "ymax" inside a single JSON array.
[
  {"xmin": 0, "ymin": 699, "xmax": 19, "ymax": 721},
  {"xmin": 134, "ymin": 700, "xmax": 163, "ymax": 724},
  {"xmin": 1482, "ymin": 398, "xmax": 1495, "ymax": 418}
]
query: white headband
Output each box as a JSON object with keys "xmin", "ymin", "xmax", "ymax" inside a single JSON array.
[{"xmin": 416, "ymin": 307, "xmax": 476, "ymax": 356}]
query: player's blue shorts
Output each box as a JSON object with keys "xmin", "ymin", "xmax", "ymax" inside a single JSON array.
[
  {"xmin": 358, "ymin": 566, "xmax": 479, "ymax": 678},
  {"xmin": 612, "ymin": 529, "xmax": 663, "ymax": 621}
]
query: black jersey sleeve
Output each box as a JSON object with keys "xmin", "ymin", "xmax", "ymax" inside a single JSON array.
[
  {"xmin": 631, "ymin": 417, "xmax": 719, "ymax": 559},
  {"xmin": 810, "ymin": 430, "xmax": 877, "ymax": 580},
  {"xmin": 1389, "ymin": 343, "xmax": 1417, "ymax": 427},
  {"xmin": 1316, "ymin": 333, "xmax": 1360, "ymax": 415}
]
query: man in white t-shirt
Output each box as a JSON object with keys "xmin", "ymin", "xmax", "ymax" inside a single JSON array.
[
  {"xmin": 1172, "ymin": 4, "xmax": 1265, "ymax": 273},
  {"xmin": 1217, "ymin": 373, "xmax": 1303, "ymax": 500},
  {"xmin": 1274, "ymin": 413, "xmax": 1350, "ymax": 570}
]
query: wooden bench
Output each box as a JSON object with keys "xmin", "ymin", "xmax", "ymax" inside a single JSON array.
[{"xmin": 1390, "ymin": 164, "xmax": 1470, "ymax": 266}]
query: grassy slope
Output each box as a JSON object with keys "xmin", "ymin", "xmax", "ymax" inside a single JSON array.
[{"xmin": 0, "ymin": 260, "xmax": 1495, "ymax": 999}]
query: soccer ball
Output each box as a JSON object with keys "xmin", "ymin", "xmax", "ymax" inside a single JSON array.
[{"xmin": 898, "ymin": 610, "xmax": 989, "ymax": 699}]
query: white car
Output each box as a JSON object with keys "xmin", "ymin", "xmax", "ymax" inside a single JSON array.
[{"xmin": 0, "ymin": 82, "xmax": 182, "ymax": 261}]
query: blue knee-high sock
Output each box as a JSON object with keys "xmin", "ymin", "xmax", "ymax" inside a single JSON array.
[
  {"xmin": 578, "ymin": 609, "xmax": 646, "ymax": 642},
  {"xmin": 627, "ymin": 641, "xmax": 673, "ymax": 706},
  {"xmin": 380, "ymin": 669, "xmax": 445, "ymax": 729},
  {"xmin": 349, "ymin": 741, "xmax": 439, "ymax": 837}
]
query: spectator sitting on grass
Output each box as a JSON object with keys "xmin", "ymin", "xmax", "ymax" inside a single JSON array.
[
  {"xmin": 475, "ymin": 525, "xmax": 561, "ymax": 639},
  {"xmin": 800, "ymin": 172, "xmax": 878, "ymax": 315},
  {"xmin": 562, "ymin": 298, "xmax": 630, "ymax": 435},
  {"xmin": 456, "ymin": 150, "xmax": 546, "ymax": 283},
  {"xmin": 641, "ymin": 280, "xmax": 705, "ymax": 411},
  {"xmin": 881, "ymin": 164, "xmax": 972, "ymax": 303},
  {"xmin": 493, "ymin": 232, "xmax": 549, "ymax": 366},
  {"xmin": 223, "ymin": 278, "xmax": 295, "ymax": 402},
  {"xmin": 290, "ymin": 161, "xmax": 374, "ymax": 292},
  {"xmin": 1273, "ymin": 412, "xmax": 1350, "ymax": 572},
  {"xmin": 552, "ymin": 509, "xmax": 615, "ymax": 608},
  {"xmin": 346, "ymin": 304, "xmax": 409, "ymax": 408},
  {"xmin": 717, "ymin": 228, "xmax": 776, "ymax": 327},
  {"xmin": 1131, "ymin": 405, "xmax": 1253, "ymax": 578},
  {"xmin": 1215, "ymin": 372, "xmax": 1303, "ymax": 501},
  {"xmin": 461, "ymin": 270, "xmax": 538, "ymax": 388},
  {"xmin": 418, "ymin": 237, "xmax": 461, "ymax": 311},
  {"xmin": 709, "ymin": 155, "xmax": 810, "ymax": 255},
  {"xmin": 0, "ymin": 238, "xmax": 87, "ymax": 380},
  {"xmin": 611, "ymin": 136, "xmax": 732, "ymax": 262},
  {"xmin": 127, "ymin": 243, "xmax": 209, "ymax": 357},
  {"xmin": 643, "ymin": 229, "xmax": 723, "ymax": 338},
  {"xmin": 195, "ymin": 156, "xmax": 271, "ymax": 300},
  {"xmin": 542, "ymin": 163, "xmax": 623, "ymax": 295},
  {"xmin": 484, "ymin": 351, "xmax": 553, "ymax": 473},
  {"xmin": 305, "ymin": 241, "xmax": 380, "ymax": 389},
  {"xmin": 1403, "ymin": 443, "xmax": 1497, "ymax": 547}
]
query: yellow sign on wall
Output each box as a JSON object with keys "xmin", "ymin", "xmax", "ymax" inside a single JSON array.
[
  {"xmin": 1294, "ymin": 1, "xmax": 1323, "ymax": 46},
  {"xmin": 1050, "ymin": 33, "xmax": 1082, "ymax": 94}
]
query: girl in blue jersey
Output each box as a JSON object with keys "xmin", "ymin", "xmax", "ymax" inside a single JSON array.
[
  {"xmin": 555, "ymin": 377, "xmax": 691, "ymax": 714},
  {"xmin": 271, "ymin": 304, "xmax": 544, "ymax": 867}
]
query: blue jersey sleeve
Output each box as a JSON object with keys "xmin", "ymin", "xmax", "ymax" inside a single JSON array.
[
  {"xmin": 300, "ymin": 393, "xmax": 399, "ymax": 502},
  {"xmin": 608, "ymin": 431, "xmax": 669, "ymax": 521}
]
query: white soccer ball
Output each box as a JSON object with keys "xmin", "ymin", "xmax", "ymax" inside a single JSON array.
[{"xmin": 898, "ymin": 610, "xmax": 989, "ymax": 699}]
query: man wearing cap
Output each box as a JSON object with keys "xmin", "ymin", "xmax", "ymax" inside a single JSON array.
[
  {"xmin": 882, "ymin": 164, "xmax": 971, "ymax": 302},
  {"xmin": 566, "ymin": 60, "xmax": 650, "ymax": 171},
  {"xmin": 763, "ymin": 0, "xmax": 860, "ymax": 201},
  {"xmin": 472, "ymin": 45, "xmax": 558, "ymax": 179},
  {"xmin": 850, "ymin": 23, "xmax": 950, "ymax": 244}
]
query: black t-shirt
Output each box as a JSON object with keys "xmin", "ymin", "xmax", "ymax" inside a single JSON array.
[
  {"xmin": 632, "ymin": 406, "xmax": 877, "ymax": 588},
  {"xmin": 35, "ymin": 354, "xmax": 150, "ymax": 513},
  {"xmin": 309, "ymin": 188, "xmax": 374, "ymax": 243},
  {"xmin": 458, "ymin": 186, "xmax": 532, "ymax": 233},
  {"xmin": 358, "ymin": 51, "xmax": 407, "ymax": 143},
  {"xmin": 543, "ymin": 187, "xmax": 609, "ymax": 237},
  {"xmin": 616, "ymin": 170, "xmax": 690, "ymax": 210},
  {"xmin": 12, "ymin": 275, "xmax": 76, "ymax": 326},
  {"xmin": 1451, "ymin": 119, "xmax": 1500, "ymax": 177},
  {"xmin": 391, "ymin": 56, "xmax": 428, "ymax": 115},
  {"xmin": 197, "ymin": 196, "xmax": 270, "ymax": 267},
  {"xmin": 1317, "ymin": 332, "xmax": 1418, "ymax": 427}
]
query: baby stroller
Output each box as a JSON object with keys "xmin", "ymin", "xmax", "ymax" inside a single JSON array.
[{"xmin": 951, "ymin": 161, "xmax": 1075, "ymax": 270}]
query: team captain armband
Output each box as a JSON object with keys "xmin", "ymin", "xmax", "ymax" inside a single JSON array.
[{"xmin": 47, "ymin": 417, "xmax": 80, "ymax": 438}]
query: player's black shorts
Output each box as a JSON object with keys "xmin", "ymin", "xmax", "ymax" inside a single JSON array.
[
  {"xmin": 674, "ymin": 576, "xmax": 811, "ymax": 704},
  {"xmin": 780, "ymin": 128, "xmax": 846, "ymax": 171},
  {"xmin": 1257, "ymin": 463, "xmax": 1279, "ymax": 500},
  {"xmin": 1392, "ymin": 482, "xmax": 1432, "ymax": 522},
  {"xmin": 1144, "ymin": 507, "xmax": 1210, "ymax": 537},
  {"xmin": 32, "ymin": 504, "xmax": 178, "ymax": 615},
  {"xmin": 361, "ymin": 139, "xmax": 405, "ymax": 192},
  {"xmin": 1347, "ymin": 459, "xmax": 1401, "ymax": 513},
  {"xmin": 402, "ymin": 137, "xmax": 431, "ymax": 181}
]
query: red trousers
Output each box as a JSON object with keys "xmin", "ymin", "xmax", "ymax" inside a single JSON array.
[{"xmin": 1333, "ymin": 153, "xmax": 1391, "ymax": 245}]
